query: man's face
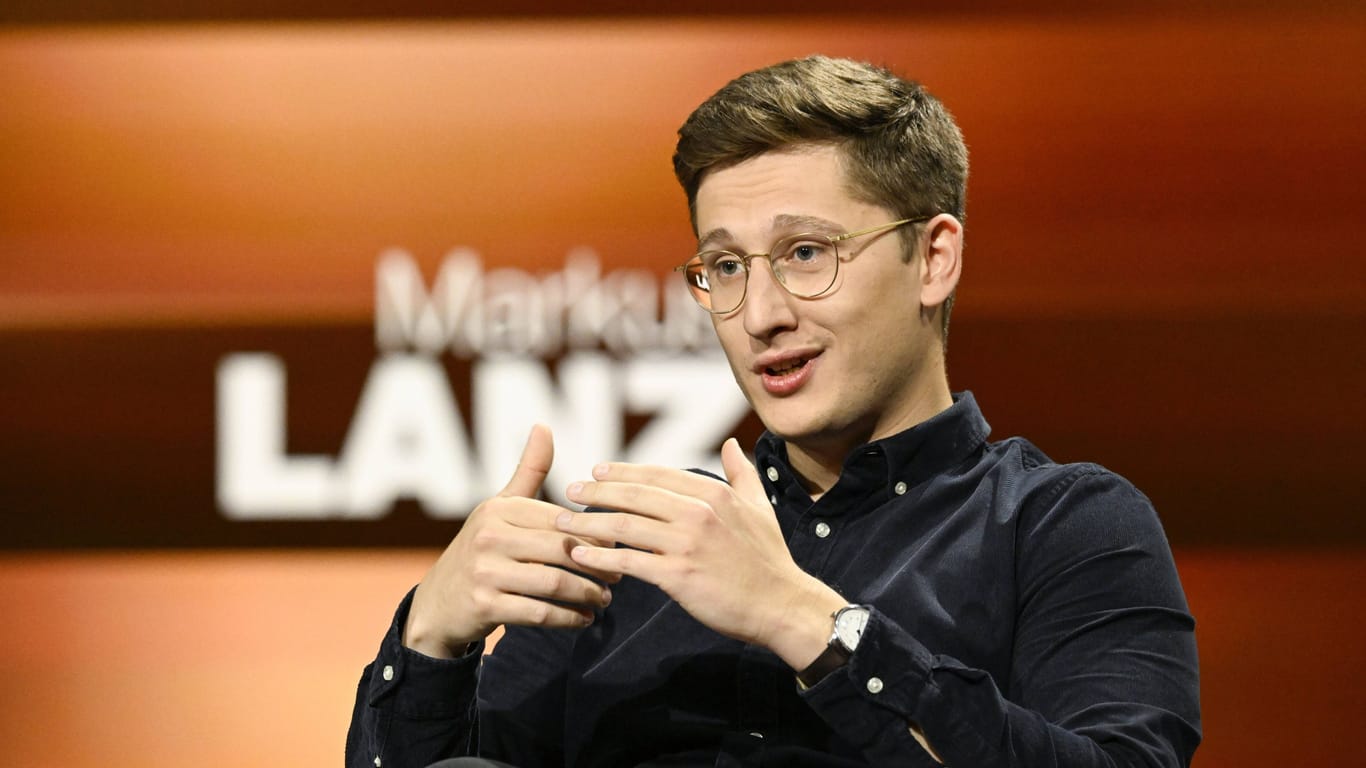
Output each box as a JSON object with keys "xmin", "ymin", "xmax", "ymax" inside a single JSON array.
[{"xmin": 694, "ymin": 144, "xmax": 944, "ymax": 457}]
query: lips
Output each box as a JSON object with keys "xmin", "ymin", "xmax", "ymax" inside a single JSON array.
[
  {"xmin": 756, "ymin": 351, "xmax": 819, "ymax": 396},
  {"xmin": 765, "ymin": 357, "xmax": 808, "ymax": 376}
]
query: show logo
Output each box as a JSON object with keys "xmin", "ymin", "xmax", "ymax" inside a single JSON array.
[{"xmin": 215, "ymin": 249, "xmax": 750, "ymax": 520}]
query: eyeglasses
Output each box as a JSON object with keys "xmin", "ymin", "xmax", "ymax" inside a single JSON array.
[{"xmin": 674, "ymin": 217, "xmax": 930, "ymax": 314}]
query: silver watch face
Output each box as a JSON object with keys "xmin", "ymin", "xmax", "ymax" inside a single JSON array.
[{"xmin": 833, "ymin": 606, "xmax": 870, "ymax": 652}]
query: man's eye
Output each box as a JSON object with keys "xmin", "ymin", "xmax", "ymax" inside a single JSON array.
[
  {"xmin": 781, "ymin": 240, "xmax": 834, "ymax": 268},
  {"xmin": 710, "ymin": 256, "xmax": 745, "ymax": 278}
]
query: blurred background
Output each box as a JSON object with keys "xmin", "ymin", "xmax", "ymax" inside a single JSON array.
[{"xmin": 1, "ymin": 1, "xmax": 1363, "ymax": 766}]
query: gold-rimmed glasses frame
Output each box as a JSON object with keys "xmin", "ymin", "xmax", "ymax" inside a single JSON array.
[{"xmin": 674, "ymin": 216, "xmax": 932, "ymax": 314}]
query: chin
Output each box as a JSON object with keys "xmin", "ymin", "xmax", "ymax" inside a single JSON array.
[
  {"xmin": 745, "ymin": 383, "xmax": 839, "ymax": 443},
  {"xmin": 758, "ymin": 404, "xmax": 874, "ymax": 456},
  {"xmin": 754, "ymin": 405, "xmax": 830, "ymax": 443}
]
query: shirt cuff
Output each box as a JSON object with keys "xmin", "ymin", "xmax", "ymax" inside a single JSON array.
[
  {"xmin": 798, "ymin": 606, "xmax": 938, "ymax": 759},
  {"xmin": 364, "ymin": 586, "xmax": 484, "ymax": 720}
]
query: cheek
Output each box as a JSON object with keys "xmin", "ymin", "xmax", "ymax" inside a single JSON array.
[
  {"xmin": 856, "ymin": 266, "xmax": 919, "ymax": 323},
  {"xmin": 830, "ymin": 285, "xmax": 918, "ymax": 362},
  {"xmin": 711, "ymin": 319, "xmax": 750, "ymax": 369}
]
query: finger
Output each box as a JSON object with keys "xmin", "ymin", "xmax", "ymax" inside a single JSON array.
[
  {"xmin": 493, "ymin": 495, "xmax": 581, "ymax": 530},
  {"xmin": 565, "ymin": 479, "xmax": 698, "ymax": 522},
  {"xmin": 721, "ymin": 437, "xmax": 770, "ymax": 509},
  {"xmin": 481, "ymin": 591, "xmax": 597, "ymax": 629},
  {"xmin": 490, "ymin": 561, "xmax": 613, "ymax": 609},
  {"xmin": 587, "ymin": 461, "xmax": 724, "ymax": 499},
  {"xmin": 485, "ymin": 521, "xmax": 625, "ymax": 584},
  {"xmin": 555, "ymin": 508, "xmax": 681, "ymax": 554},
  {"xmin": 488, "ymin": 496, "xmax": 622, "ymax": 558},
  {"xmin": 499, "ymin": 424, "xmax": 554, "ymax": 499},
  {"xmin": 569, "ymin": 543, "xmax": 661, "ymax": 585}
]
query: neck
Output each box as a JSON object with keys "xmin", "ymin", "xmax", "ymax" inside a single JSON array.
[{"xmin": 785, "ymin": 381, "xmax": 954, "ymax": 498}]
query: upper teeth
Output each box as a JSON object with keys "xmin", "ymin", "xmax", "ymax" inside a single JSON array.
[{"xmin": 768, "ymin": 359, "xmax": 804, "ymax": 375}]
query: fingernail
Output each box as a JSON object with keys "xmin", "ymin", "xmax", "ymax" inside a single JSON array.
[
  {"xmin": 566, "ymin": 482, "xmax": 584, "ymax": 500},
  {"xmin": 602, "ymin": 586, "xmax": 612, "ymax": 605},
  {"xmin": 592, "ymin": 463, "xmax": 609, "ymax": 479},
  {"xmin": 556, "ymin": 511, "xmax": 573, "ymax": 529}
]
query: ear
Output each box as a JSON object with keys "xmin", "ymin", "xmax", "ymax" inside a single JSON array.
[{"xmin": 919, "ymin": 213, "xmax": 963, "ymax": 310}]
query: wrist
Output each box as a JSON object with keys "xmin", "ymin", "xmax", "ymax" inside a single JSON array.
[
  {"xmin": 796, "ymin": 603, "xmax": 871, "ymax": 688},
  {"xmin": 764, "ymin": 577, "xmax": 847, "ymax": 671},
  {"xmin": 403, "ymin": 594, "xmax": 483, "ymax": 659},
  {"xmin": 403, "ymin": 609, "xmax": 453, "ymax": 659}
]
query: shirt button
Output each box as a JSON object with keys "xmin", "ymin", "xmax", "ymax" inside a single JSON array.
[
  {"xmin": 769, "ymin": 495, "xmax": 778, "ymax": 506},
  {"xmin": 381, "ymin": 665, "xmax": 394, "ymax": 681},
  {"xmin": 766, "ymin": 466, "xmax": 780, "ymax": 482},
  {"xmin": 894, "ymin": 481, "xmax": 908, "ymax": 495},
  {"xmin": 373, "ymin": 757, "xmax": 382, "ymax": 767},
  {"xmin": 815, "ymin": 521, "xmax": 832, "ymax": 538},
  {"xmin": 749, "ymin": 731, "xmax": 765, "ymax": 739},
  {"xmin": 866, "ymin": 677, "xmax": 884, "ymax": 694}
]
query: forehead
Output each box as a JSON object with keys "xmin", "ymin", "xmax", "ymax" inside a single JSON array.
[{"xmin": 693, "ymin": 145, "xmax": 865, "ymax": 243}]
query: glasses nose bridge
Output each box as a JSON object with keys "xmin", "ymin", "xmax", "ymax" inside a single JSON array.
[{"xmin": 740, "ymin": 249, "xmax": 785, "ymax": 289}]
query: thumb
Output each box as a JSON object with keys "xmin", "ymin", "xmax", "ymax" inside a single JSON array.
[
  {"xmin": 721, "ymin": 437, "xmax": 770, "ymax": 509},
  {"xmin": 499, "ymin": 424, "xmax": 554, "ymax": 498}
]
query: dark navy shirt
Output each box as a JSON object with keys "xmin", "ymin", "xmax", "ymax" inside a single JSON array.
[{"xmin": 347, "ymin": 393, "xmax": 1201, "ymax": 767}]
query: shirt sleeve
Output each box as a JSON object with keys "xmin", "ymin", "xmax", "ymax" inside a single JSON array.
[
  {"xmin": 345, "ymin": 587, "xmax": 484, "ymax": 768},
  {"xmin": 799, "ymin": 467, "xmax": 1202, "ymax": 767}
]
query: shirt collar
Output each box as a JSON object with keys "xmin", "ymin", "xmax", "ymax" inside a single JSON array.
[{"xmin": 754, "ymin": 391, "xmax": 991, "ymax": 509}]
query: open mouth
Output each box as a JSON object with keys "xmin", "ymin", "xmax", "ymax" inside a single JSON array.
[
  {"xmin": 758, "ymin": 353, "xmax": 817, "ymax": 395},
  {"xmin": 765, "ymin": 357, "xmax": 810, "ymax": 377}
]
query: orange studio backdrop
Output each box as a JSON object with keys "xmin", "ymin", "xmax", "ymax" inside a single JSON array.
[{"xmin": 1, "ymin": 9, "xmax": 1364, "ymax": 768}]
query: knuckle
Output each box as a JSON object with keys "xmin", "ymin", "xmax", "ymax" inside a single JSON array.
[
  {"xmin": 474, "ymin": 497, "xmax": 505, "ymax": 518},
  {"xmin": 541, "ymin": 567, "xmax": 567, "ymax": 595},
  {"xmin": 464, "ymin": 501, "xmax": 489, "ymax": 522},
  {"xmin": 669, "ymin": 558, "xmax": 698, "ymax": 583},
  {"xmin": 560, "ymin": 535, "xmax": 584, "ymax": 559},
  {"xmin": 469, "ymin": 588, "xmax": 494, "ymax": 618},
  {"xmin": 700, "ymin": 484, "xmax": 731, "ymax": 510},
  {"xmin": 470, "ymin": 562, "xmax": 496, "ymax": 585},
  {"xmin": 680, "ymin": 500, "xmax": 718, "ymax": 531},
  {"xmin": 685, "ymin": 496, "xmax": 714, "ymax": 518},
  {"xmin": 470, "ymin": 527, "xmax": 501, "ymax": 551},
  {"xmin": 528, "ymin": 600, "xmax": 552, "ymax": 625},
  {"xmin": 697, "ymin": 506, "xmax": 722, "ymax": 531},
  {"xmin": 676, "ymin": 536, "xmax": 700, "ymax": 559}
]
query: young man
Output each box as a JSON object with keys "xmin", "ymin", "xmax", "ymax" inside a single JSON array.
[{"xmin": 348, "ymin": 56, "xmax": 1200, "ymax": 768}]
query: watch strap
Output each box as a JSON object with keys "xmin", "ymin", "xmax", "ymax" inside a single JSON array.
[
  {"xmin": 796, "ymin": 636, "xmax": 852, "ymax": 688},
  {"xmin": 795, "ymin": 605, "xmax": 867, "ymax": 688}
]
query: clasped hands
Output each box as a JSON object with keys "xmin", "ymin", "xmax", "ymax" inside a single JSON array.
[{"xmin": 404, "ymin": 424, "xmax": 843, "ymax": 671}]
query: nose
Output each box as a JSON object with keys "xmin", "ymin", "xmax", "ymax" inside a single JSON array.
[{"xmin": 740, "ymin": 258, "xmax": 798, "ymax": 339}]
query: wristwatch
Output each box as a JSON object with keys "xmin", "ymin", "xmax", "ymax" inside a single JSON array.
[{"xmin": 796, "ymin": 604, "xmax": 870, "ymax": 688}]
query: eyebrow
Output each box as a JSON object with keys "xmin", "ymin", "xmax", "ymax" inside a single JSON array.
[{"xmin": 696, "ymin": 214, "xmax": 845, "ymax": 251}]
